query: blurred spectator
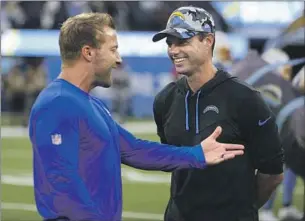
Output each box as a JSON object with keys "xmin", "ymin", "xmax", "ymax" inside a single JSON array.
[
  {"xmin": 111, "ymin": 64, "xmax": 131, "ymax": 124},
  {"xmin": 41, "ymin": 2, "xmax": 70, "ymax": 29},
  {"xmin": 292, "ymin": 66, "xmax": 304, "ymax": 93},
  {"xmin": 1, "ymin": 73, "xmax": 11, "ymax": 112},
  {"xmin": 4, "ymin": 66, "xmax": 27, "ymax": 117},
  {"xmin": 103, "ymin": 2, "xmax": 130, "ymax": 30},
  {"xmin": 127, "ymin": 1, "xmax": 167, "ymax": 31},
  {"xmin": 284, "ymin": 100, "xmax": 305, "ymax": 180},
  {"xmin": 23, "ymin": 57, "xmax": 47, "ymax": 126},
  {"xmin": 261, "ymin": 48, "xmax": 293, "ymax": 81},
  {"xmin": 1, "ymin": 4, "xmax": 11, "ymax": 33},
  {"xmin": 65, "ymin": 2, "xmax": 92, "ymax": 17},
  {"xmin": 2, "ymin": 56, "xmax": 47, "ymax": 126},
  {"xmin": 4, "ymin": 1, "xmax": 69, "ymax": 30},
  {"xmin": 259, "ymin": 49, "xmax": 302, "ymax": 221},
  {"xmin": 230, "ymin": 49, "xmax": 265, "ymax": 78},
  {"xmin": 213, "ymin": 31, "xmax": 233, "ymax": 71}
]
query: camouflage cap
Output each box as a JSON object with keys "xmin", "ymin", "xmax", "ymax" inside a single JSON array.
[{"xmin": 152, "ymin": 6, "xmax": 215, "ymax": 42}]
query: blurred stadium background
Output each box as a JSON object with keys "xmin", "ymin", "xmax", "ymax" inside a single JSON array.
[{"xmin": 1, "ymin": 1, "xmax": 304, "ymax": 221}]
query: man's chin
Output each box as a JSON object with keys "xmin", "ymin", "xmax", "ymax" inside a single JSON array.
[
  {"xmin": 176, "ymin": 69, "xmax": 191, "ymax": 76},
  {"xmin": 175, "ymin": 66, "xmax": 189, "ymax": 74}
]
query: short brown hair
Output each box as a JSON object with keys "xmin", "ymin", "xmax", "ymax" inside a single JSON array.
[{"xmin": 59, "ymin": 12, "xmax": 115, "ymax": 63}]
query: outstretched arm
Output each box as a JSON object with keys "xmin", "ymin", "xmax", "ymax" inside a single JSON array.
[{"xmin": 119, "ymin": 123, "xmax": 244, "ymax": 171}]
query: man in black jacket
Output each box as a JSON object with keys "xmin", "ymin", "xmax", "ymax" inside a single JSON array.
[{"xmin": 152, "ymin": 6, "xmax": 284, "ymax": 221}]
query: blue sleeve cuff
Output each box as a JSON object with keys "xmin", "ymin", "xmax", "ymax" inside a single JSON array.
[{"xmin": 192, "ymin": 144, "xmax": 206, "ymax": 168}]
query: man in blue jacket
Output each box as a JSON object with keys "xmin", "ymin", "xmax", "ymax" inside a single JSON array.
[{"xmin": 28, "ymin": 12, "xmax": 244, "ymax": 221}]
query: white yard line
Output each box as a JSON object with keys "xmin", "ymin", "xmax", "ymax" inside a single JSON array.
[
  {"xmin": 1, "ymin": 202, "xmax": 163, "ymax": 220},
  {"xmin": 2, "ymin": 171, "xmax": 304, "ymax": 195},
  {"xmin": 1, "ymin": 121, "xmax": 157, "ymax": 138},
  {"xmin": 2, "ymin": 202, "xmax": 36, "ymax": 212},
  {"xmin": 1, "ymin": 169, "xmax": 170, "ymax": 187},
  {"xmin": 2, "ymin": 174, "xmax": 33, "ymax": 186},
  {"xmin": 121, "ymin": 168, "xmax": 171, "ymax": 184}
]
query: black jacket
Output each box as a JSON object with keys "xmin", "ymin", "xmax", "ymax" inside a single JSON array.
[{"xmin": 153, "ymin": 70, "xmax": 284, "ymax": 221}]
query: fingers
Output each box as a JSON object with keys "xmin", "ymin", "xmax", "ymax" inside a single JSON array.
[
  {"xmin": 222, "ymin": 153, "xmax": 236, "ymax": 160},
  {"xmin": 219, "ymin": 150, "xmax": 244, "ymax": 162},
  {"xmin": 221, "ymin": 143, "xmax": 244, "ymax": 150},
  {"xmin": 212, "ymin": 153, "xmax": 234, "ymax": 164},
  {"xmin": 209, "ymin": 126, "xmax": 222, "ymax": 140},
  {"xmin": 225, "ymin": 150, "xmax": 244, "ymax": 156},
  {"xmin": 210, "ymin": 150, "xmax": 244, "ymax": 165}
]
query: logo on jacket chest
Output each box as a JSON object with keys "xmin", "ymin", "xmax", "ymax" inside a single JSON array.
[{"xmin": 203, "ymin": 105, "xmax": 219, "ymax": 114}]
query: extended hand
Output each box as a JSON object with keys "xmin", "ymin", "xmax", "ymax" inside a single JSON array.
[{"xmin": 201, "ymin": 126, "xmax": 244, "ymax": 165}]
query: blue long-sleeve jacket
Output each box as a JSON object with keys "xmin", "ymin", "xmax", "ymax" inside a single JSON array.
[{"xmin": 28, "ymin": 79, "xmax": 206, "ymax": 221}]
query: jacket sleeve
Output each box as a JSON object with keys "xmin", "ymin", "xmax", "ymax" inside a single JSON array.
[
  {"xmin": 118, "ymin": 123, "xmax": 206, "ymax": 171},
  {"xmin": 237, "ymin": 90, "xmax": 284, "ymax": 174}
]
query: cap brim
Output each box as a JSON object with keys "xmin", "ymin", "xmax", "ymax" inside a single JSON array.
[{"xmin": 152, "ymin": 29, "xmax": 183, "ymax": 42}]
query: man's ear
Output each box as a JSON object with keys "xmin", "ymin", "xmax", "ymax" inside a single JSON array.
[
  {"xmin": 81, "ymin": 45, "xmax": 95, "ymax": 62},
  {"xmin": 204, "ymin": 34, "xmax": 214, "ymax": 48}
]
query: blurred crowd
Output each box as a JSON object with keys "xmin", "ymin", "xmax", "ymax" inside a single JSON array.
[
  {"xmin": 1, "ymin": 1, "xmax": 230, "ymax": 32},
  {"xmin": 1, "ymin": 57, "xmax": 46, "ymax": 125}
]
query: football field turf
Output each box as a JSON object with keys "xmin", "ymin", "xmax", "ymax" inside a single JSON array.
[{"xmin": 1, "ymin": 129, "xmax": 304, "ymax": 221}]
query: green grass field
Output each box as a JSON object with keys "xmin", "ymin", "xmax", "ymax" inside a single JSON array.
[{"xmin": 1, "ymin": 133, "xmax": 304, "ymax": 221}]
